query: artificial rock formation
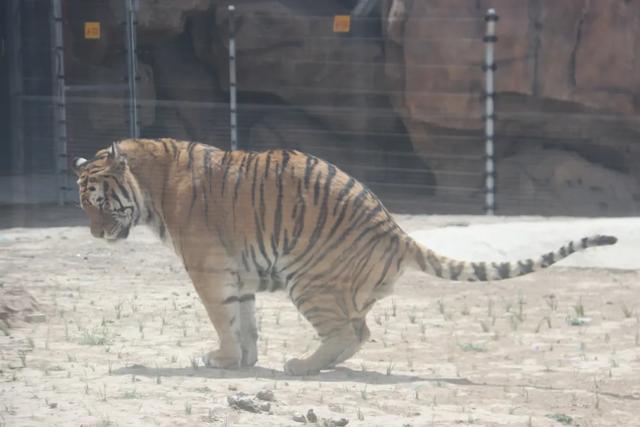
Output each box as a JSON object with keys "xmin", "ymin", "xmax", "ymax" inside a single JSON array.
[
  {"xmin": 382, "ymin": 0, "xmax": 640, "ymax": 210},
  {"xmin": 498, "ymin": 148, "xmax": 640, "ymax": 216}
]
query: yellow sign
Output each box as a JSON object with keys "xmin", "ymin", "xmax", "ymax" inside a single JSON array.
[
  {"xmin": 333, "ymin": 15, "xmax": 351, "ymax": 33},
  {"xmin": 84, "ymin": 22, "xmax": 101, "ymax": 39}
]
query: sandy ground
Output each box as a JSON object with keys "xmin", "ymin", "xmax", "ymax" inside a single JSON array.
[{"xmin": 1, "ymin": 212, "xmax": 640, "ymax": 426}]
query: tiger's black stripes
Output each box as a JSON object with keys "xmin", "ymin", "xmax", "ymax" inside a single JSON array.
[
  {"xmin": 470, "ymin": 262, "xmax": 487, "ymax": 281},
  {"xmin": 411, "ymin": 234, "xmax": 617, "ymax": 281},
  {"xmin": 313, "ymin": 171, "xmax": 322, "ymax": 205},
  {"xmin": 448, "ymin": 261, "xmax": 465, "ymax": 280},
  {"xmin": 264, "ymin": 151, "xmax": 273, "ymax": 180},
  {"xmin": 283, "ymin": 181, "xmax": 306, "ymax": 256},
  {"xmin": 161, "ymin": 139, "xmax": 171, "ymax": 156},
  {"xmin": 186, "ymin": 142, "xmax": 196, "ymax": 168},
  {"xmin": 251, "ymin": 154, "xmax": 260, "ymax": 207},
  {"xmin": 113, "ymin": 178, "xmax": 130, "ymax": 203},
  {"xmin": 494, "ymin": 262, "xmax": 510, "ymax": 279},
  {"xmin": 220, "ymin": 152, "xmax": 233, "ymax": 197},
  {"xmin": 541, "ymin": 252, "xmax": 555, "ymax": 267},
  {"xmin": 249, "ymin": 244, "xmax": 267, "ymax": 278},
  {"xmin": 258, "ymin": 177, "xmax": 267, "ymax": 231},
  {"xmin": 518, "ymin": 259, "xmax": 534, "ymax": 274},
  {"xmin": 271, "ymin": 151, "xmax": 289, "ymax": 257},
  {"xmin": 282, "ymin": 163, "xmax": 337, "ymax": 276},
  {"xmin": 303, "ymin": 156, "xmax": 317, "ymax": 189},
  {"xmin": 201, "ymin": 170, "xmax": 210, "ymax": 226},
  {"xmin": 333, "ymin": 177, "xmax": 356, "ymax": 216},
  {"xmin": 233, "ymin": 153, "xmax": 250, "ymax": 205},
  {"xmin": 253, "ymin": 212, "xmax": 273, "ymax": 273},
  {"xmin": 348, "ymin": 188, "xmax": 372, "ymax": 221},
  {"xmin": 188, "ymin": 153, "xmax": 198, "ymax": 218}
]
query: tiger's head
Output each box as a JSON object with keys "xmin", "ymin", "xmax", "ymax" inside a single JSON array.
[{"xmin": 73, "ymin": 142, "xmax": 140, "ymax": 241}]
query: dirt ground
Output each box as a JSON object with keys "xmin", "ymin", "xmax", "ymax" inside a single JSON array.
[{"xmin": 1, "ymin": 209, "xmax": 639, "ymax": 426}]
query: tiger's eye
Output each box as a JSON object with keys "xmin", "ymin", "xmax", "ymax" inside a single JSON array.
[{"xmin": 89, "ymin": 186, "xmax": 96, "ymax": 191}]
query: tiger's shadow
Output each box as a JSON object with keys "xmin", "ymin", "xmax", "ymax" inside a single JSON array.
[{"xmin": 113, "ymin": 364, "xmax": 473, "ymax": 386}]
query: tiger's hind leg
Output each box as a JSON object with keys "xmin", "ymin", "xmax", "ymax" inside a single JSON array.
[
  {"xmin": 284, "ymin": 291, "xmax": 373, "ymax": 376},
  {"xmin": 284, "ymin": 317, "xmax": 370, "ymax": 376},
  {"xmin": 327, "ymin": 318, "xmax": 370, "ymax": 367}
]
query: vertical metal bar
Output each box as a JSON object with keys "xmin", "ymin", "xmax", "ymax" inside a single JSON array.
[
  {"xmin": 51, "ymin": 0, "xmax": 68, "ymax": 205},
  {"xmin": 8, "ymin": 0, "xmax": 24, "ymax": 175},
  {"xmin": 483, "ymin": 8, "xmax": 498, "ymax": 215},
  {"xmin": 228, "ymin": 5, "xmax": 238, "ymax": 151},
  {"xmin": 125, "ymin": 0, "xmax": 139, "ymax": 138}
]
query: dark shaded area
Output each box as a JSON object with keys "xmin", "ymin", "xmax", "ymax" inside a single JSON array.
[
  {"xmin": 113, "ymin": 364, "xmax": 471, "ymax": 386},
  {"xmin": 0, "ymin": 2, "xmax": 10, "ymax": 174},
  {"xmin": 0, "ymin": 204, "xmax": 87, "ymax": 229},
  {"xmin": 20, "ymin": 0, "xmax": 54, "ymax": 173}
]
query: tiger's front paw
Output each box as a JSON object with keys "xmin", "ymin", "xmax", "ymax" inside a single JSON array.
[
  {"xmin": 203, "ymin": 349, "xmax": 241, "ymax": 369},
  {"xmin": 241, "ymin": 345, "xmax": 258, "ymax": 367},
  {"xmin": 284, "ymin": 358, "xmax": 321, "ymax": 376}
]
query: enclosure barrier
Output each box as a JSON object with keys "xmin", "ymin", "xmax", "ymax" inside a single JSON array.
[
  {"xmin": 228, "ymin": 4, "xmax": 238, "ymax": 151},
  {"xmin": 51, "ymin": 0, "xmax": 68, "ymax": 205},
  {"xmin": 22, "ymin": 2, "xmax": 508, "ymax": 213},
  {"xmin": 483, "ymin": 8, "xmax": 498, "ymax": 215},
  {"xmin": 125, "ymin": 0, "xmax": 140, "ymax": 138}
]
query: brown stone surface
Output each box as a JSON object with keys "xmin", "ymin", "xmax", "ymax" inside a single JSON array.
[{"xmin": 497, "ymin": 148, "xmax": 640, "ymax": 216}]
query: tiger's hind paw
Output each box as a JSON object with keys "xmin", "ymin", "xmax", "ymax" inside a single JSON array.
[{"xmin": 284, "ymin": 358, "xmax": 321, "ymax": 376}]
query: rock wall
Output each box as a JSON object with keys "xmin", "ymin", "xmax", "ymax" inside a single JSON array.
[
  {"xmin": 383, "ymin": 0, "xmax": 640, "ymax": 212},
  {"xmin": 58, "ymin": 0, "xmax": 640, "ymax": 215}
]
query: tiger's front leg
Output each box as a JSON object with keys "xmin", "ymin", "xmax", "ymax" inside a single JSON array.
[
  {"xmin": 237, "ymin": 293, "xmax": 258, "ymax": 366},
  {"xmin": 188, "ymin": 267, "xmax": 243, "ymax": 369}
]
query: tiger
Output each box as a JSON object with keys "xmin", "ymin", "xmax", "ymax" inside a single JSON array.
[{"xmin": 72, "ymin": 138, "xmax": 617, "ymax": 375}]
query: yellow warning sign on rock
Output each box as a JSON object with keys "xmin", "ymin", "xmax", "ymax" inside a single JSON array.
[
  {"xmin": 84, "ymin": 22, "xmax": 101, "ymax": 39},
  {"xmin": 333, "ymin": 15, "xmax": 351, "ymax": 33}
]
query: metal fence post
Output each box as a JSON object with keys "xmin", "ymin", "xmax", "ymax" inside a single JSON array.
[
  {"xmin": 8, "ymin": 0, "xmax": 24, "ymax": 176},
  {"xmin": 483, "ymin": 8, "xmax": 498, "ymax": 215},
  {"xmin": 125, "ymin": 0, "xmax": 139, "ymax": 138},
  {"xmin": 51, "ymin": 0, "xmax": 68, "ymax": 205},
  {"xmin": 228, "ymin": 5, "xmax": 238, "ymax": 151}
]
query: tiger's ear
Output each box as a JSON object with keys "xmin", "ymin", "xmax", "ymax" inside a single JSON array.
[
  {"xmin": 107, "ymin": 142, "xmax": 121, "ymax": 160},
  {"xmin": 107, "ymin": 142, "xmax": 127, "ymax": 173},
  {"xmin": 72, "ymin": 157, "xmax": 88, "ymax": 177}
]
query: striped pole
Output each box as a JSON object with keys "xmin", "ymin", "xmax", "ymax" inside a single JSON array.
[
  {"xmin": 125, "ymin": 0, "xmax": 139, "ymax": 138},
  {"xmin": 228, "ymin": 5, "xmax": 238, "ymax": 151},
  {"xmin": 51, "ymin": 0, "xmax": 68, "ymax": 205},
  {"xmin": 483, "ymin": 8, "xmax": 498, "ymax": 215}
]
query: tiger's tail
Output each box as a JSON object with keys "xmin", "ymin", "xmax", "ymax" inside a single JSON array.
[{"xmin": 408, "ymin": 235, "xmax": 617, "ymax": 282}]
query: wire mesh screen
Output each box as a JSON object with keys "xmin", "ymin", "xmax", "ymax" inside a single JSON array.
[
  {"xmin": 5, "ymin": 1, "xmax": 639, "ymax": 215},
  {"xmin": 13, "ymin": 1, "xmax": 55, "ymax": 174}
]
